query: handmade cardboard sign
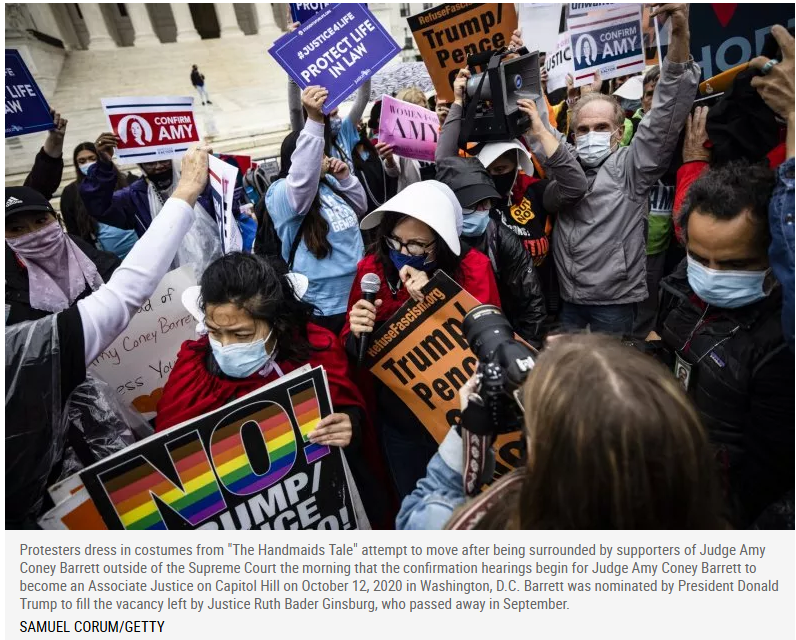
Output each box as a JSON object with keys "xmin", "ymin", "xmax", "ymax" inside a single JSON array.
[{"xmin": 89, "ymin": 266, "xmax": 197, "ymax": 419}]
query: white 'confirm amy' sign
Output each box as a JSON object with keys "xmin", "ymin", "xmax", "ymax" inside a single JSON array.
[
  {"xmin": 101, "ymin": 95, "xmax": 200, "ymax": 163},
  {"xmin": 90, "ymin": 266, "xmax": 197, "ymax": 418}
]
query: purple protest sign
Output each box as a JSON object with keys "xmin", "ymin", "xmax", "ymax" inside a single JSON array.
[
  {"xmin": 269, "ymin": 3, "xmax": 400, "ymax": 114},
  {"xmin": 289, "ymin": 2, "xmax": 332, "ymax": 24},
  {"xmin": 378, "ymin": 94, "xmax": 439, "ymax": 162}
]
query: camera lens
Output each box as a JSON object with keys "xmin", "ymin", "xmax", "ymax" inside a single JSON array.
[{"xmin": 463, "ymin": 305, "xmax": 515, "ymax": 360}]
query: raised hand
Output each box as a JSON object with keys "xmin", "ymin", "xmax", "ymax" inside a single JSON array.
[{"xmin": 302, "ymin": 85, "xmax": 328, "ymax": 123}]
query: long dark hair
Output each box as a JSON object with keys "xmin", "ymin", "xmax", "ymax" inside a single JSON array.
[
  {"xmin": 72, "ymin": 142, "xmax": 129, "ymax": 240},
  {"xmin": 371, "ymin": 211, "xmax": 466, "ymax": 285},
  {"xmin": 199, "ymin": 253, "xmax": 325, "ymax": 365},
  {"xmin": 468, "ymin": 334, "xmax": 725, "ymax": 530},
  {"xmin": 278, "ymin": 129, "xmax": 341, "ymax": 260}
]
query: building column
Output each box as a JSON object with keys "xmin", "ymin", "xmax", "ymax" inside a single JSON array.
[
  {"xmin": 126, "ymin": 2, "xmax": 160, "ymax": 46},
  {"xmin": 215, "ymin": 3, "xmax": 245, "ymax": 38},
  {"xmin": 79, "ymin": 3, "xmax": 117, "ymax": 49},
  {"xmin": 255, "ymin": 3, "xmax": 277, "ymax": 31},
  {"xmin": 170, "ymin": 2, "xmax": 201, "ymax": 42}
]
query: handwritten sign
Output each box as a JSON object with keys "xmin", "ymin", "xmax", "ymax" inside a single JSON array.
[
  {"xmin": 378, "ymin": 94, "xmax": 439, "ymax": 162},
  {"xmin": 90, "ymin": 266, "xmax": 197, "ymax": 418},
  {"xmin": 101, "ymin": 95, "xmax": 200, "ymax": 163},
  {"xmin": 408, "ymin": 3, "xmax": 518, "ymax": 103},
  {"xmin": 78, "ymin": 367, "xmax": 361, "ymax": 530},
  {"xmin": 5, "ymin": 49, "xmax": 53, "ymax": 138},
  {"xmin": 567, "ymin": 4, "xmax": 645, "ymax": 87},
  {"xmin": 269, "ymin": 3, "xmax": 400, "ymax": 114}
]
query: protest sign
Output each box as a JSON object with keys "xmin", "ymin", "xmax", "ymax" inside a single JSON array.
[
  {"xmin": 408, "ymin": 3, "xmax": 518, "ymax": 103},
  {"xmin": 545, "ymin": 32, "xmax": 574, "ymax": 93},
  {"xmin": 39, "ymin": 489, "xmax": 107, "ymax": 531},
  {"xmin": 269, "ymin": 3, "xmax": 400, "ymax": 114},
  {"xmin": 208, "ymin": 155, "xmax": 242, "ymax": 254},
  {"xmin": 641, "ymin": 4, "xmax": 667, "ymax": 66},
  {"xmin": 518, "ymin": 3, "xmax": 563, "ymax": 56},
  {"xmin": 290, "ymin": 2, "xmax": 332, "ymax": 24},
  {"xmin": 101, "ymin": 95, "xmax": 200, "ymax": 163},
  {"xmin": 90, "ymin": 266, "xmax": 197, "ymax": 419},
  {"xmin": 378, "ymin": 94, "xmax": 439, "ymax": 162},
  {"xmin": 362, "ymin": 272, "xmax": 525, "ymax": 478},
  {"xmin": 48, "ymin": 473, "xmax": 85, "ymax": 506},
  {"xmin": 5, "ymin": 49, "xmax": 53, "ymax": 138},
  {"xmin": 567, "ymin": 4, "xmax": 645, "ymax": 87},
  {"xmin": 686, "ymin": 4, "xmax": 794, "ymax": 81},
  {"xmin": 79, "ymin": 367, "xmax": 361, "ymax": 530}
]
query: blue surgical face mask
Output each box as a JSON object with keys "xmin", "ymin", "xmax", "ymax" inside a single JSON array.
[
  {"xmin": 329, "ymin": 116, "xmax": 343, "ymax": 139},
  {"xmin": 79, "ymin": 162, "xmax": 96, "ymax": 176},
  {"xmin": 687, "ymin": 255, "xmax": 771, "ymax": 309},
  {"xmin": 461, "ymin": 209, "xmax": 490, "ymax": 237},
  {"xmin": 209, "ymin": 328, "xmax": 274, "ymax": 378},
  {"xmin": 576, "ymin": 130, "xmax": 616, "ymax": 167},
  {"xmin": 389, "ymin": 248, "xmax": 435, "ymax": 273}
]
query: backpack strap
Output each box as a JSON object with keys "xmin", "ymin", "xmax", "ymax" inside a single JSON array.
[{"xmin": 287, "ymin": 214, "xmax": 310, "ymax": 270}]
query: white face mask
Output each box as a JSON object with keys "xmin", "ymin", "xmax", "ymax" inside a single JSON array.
[
  {"xmin": 79, "ymin": 162, "xmax": 96, "ymax": 176},
  {"xmin": 576, "ymin": 130, "xmax": 617, "ymax": 167}
]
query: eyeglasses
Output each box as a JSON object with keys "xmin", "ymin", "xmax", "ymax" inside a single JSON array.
[{"xmin": 385, "ymin": 235, "xmax": 436, "ymax": 257}]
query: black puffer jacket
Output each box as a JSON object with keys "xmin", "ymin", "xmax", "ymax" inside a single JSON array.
[
  {"xmin": 656, "ymin": 260, "xmax": 794, "ymax": 528},
  {"xmin": 462, "ymin": 217, "xmax": 547, "ymax": 346},
  {"xmin": 5, "ymin": 237, "xmax": 120, "ymax": 325}
]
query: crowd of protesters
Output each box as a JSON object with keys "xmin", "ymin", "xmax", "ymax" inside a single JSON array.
[{"xmin": 5, "ymin": 5, "xmax": 794, "ymax": 531}]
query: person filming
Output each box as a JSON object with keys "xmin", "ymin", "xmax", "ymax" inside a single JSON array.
[{"xmin": 397, "ymin": 331, "xmax": 724, "ymax": 530}]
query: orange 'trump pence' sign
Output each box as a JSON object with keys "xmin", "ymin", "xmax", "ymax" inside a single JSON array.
[
  {"xmin": 408, "ymin": 3, "xmax": 518, "ymax": 103},
  {"xmin": 363, "ymin": 271, "xmax": 525, "ymax": 477}
]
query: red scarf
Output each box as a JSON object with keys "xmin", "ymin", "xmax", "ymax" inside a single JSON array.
[{"xmin": 155, "ymin": 324, "xmax": 365, "ymax": 432}]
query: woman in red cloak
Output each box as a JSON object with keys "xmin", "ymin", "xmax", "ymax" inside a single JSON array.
[{"xmin": 156, "ymin": 253, "xmax": 392, "ymax": 526}]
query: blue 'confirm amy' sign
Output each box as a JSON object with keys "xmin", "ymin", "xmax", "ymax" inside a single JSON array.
[
  {"xmin": 571, "ymin": 20, "xmax": 642, "ymax": 72},
  {"xmin": 5, "ymin": 49, "xmax": 53, "ymax": 138},
  {"xmin": 269, "ymin": 3, "xmax": 400, "ymax": 114},
  {"xmin": 289, "ymin": 2, "xmax": 332, "ymax": 24}
]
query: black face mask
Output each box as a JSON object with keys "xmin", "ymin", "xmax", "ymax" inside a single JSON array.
[
  {"xmin": 492, "ymin": 171, "xmax": 516, "ymax": 197},
  {"xmin": 147, "ymin": 168, "xmax": 173, "ymax": 191}
]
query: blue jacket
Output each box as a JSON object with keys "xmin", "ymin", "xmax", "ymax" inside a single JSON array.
[
  {"xmin": 396, "ymin": 430, "xmax": 467, "ymax": 530},
  {"xmin": 79, "ymin": 158, "xmax": 214, "ymax": 238},
  {"xmin": 769, "ymin": 157, "xmax": 794, "ymax": 352}
]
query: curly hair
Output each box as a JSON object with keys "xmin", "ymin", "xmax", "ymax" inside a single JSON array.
[
  {"xmin": 679, "ymin": 160, "xmax": 776, "ymax": 253},
  {"xmin": 199, "ymin": 253, "xmax": 327, "ymax": 365}
]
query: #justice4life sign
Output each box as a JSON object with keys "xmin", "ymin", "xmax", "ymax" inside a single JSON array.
[
  {"xmin": 269, "ymin": 3, "xmax": 400, "ymax": 114},
  {"xmin": 5, "ymin": 49, "xmax": 53, "ymax": 138},
  {"xmin": 101, "ymin": 96, "xmax": 200, "ymax": 163}
]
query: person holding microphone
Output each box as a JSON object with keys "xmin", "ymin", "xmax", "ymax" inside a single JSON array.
[{"xmin": 341, "ymin": 181, "xmax": 501, "ymax": 499}]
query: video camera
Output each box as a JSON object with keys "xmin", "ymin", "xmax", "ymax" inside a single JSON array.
[
  {"xmin": 461, "ymin": 305, "xmax": 537, "ymax": 437},
  {"xmin": 457, "ymin": 48, "xmax": 542, "ymax": 147}
]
